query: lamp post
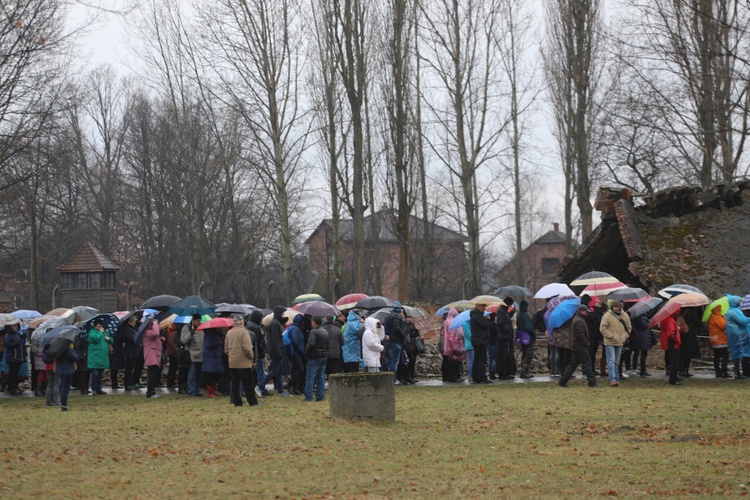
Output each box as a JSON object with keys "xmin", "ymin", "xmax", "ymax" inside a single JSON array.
[
  {"xmin": 126, "ymin": 282, "xmax": 133, "ymax": 310},
  {"xmin": 463, "ymin": 278, "xmax": 471, "ymax": 299},
  {"xmin": 333, "ymin": 277, "xmax": 340, "ymax": 304},
  {"xmin": 51, "ymin": 285, "xmax": 58, "ymax": 309}
]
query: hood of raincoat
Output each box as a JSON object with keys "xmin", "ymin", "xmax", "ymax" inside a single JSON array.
[
  {"xmin": 273, "ymin": 305, "xmax": 287, "ymax": 323},
  {"xmin": 364, "ymin": 317, "xmax": 378, "ymax": 333},
  {"xmin": 293, "ymin": 313, "xmax": 305, "ymax": 328},
  {"xmin": 250, "ymin": 309, "xmax": 264, "ymax": 325},
  {"xmin": 347, "ymin": 310, "xmax": 361, "ymax": 324},
  {"xmin": 520, "ymin": 300, "xmax": 529, "ymax": 312},
  {"xmin": 728, "ymin": 295, "xmax": 741, "ymax": 309}
]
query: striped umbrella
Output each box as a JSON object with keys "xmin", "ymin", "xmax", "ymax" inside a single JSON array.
[
  {"xmin": 570, "ymin": 271, "xmax": 619, "ymax": 286},
  {"xmin": 292, "ymin": 293, "xmax": 325, "ymax": 305},
  {"xmin": 581, "ymin": 281, "xmax": 627, "ymax": 297},
  {"xmin": 740, "ymin": 294, "xmax": 750, "ymax": 311}
]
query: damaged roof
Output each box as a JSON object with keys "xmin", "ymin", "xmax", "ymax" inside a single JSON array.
[{"xmin": 558, "ymin": 182, "xmax": 750, "ymax": 298}]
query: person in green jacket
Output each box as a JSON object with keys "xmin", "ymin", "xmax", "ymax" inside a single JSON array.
[
  {"xmin": 87, "ymin": 319, "xmax": 113, "ymax": 395},
  {"xmin": 517, "ymin": 300, "xmax": 536, "ymax": 379}
]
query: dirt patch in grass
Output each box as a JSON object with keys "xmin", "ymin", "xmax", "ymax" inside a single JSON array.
[{"xmin": 1, "ymin": 380, "xmax": 749, "ymax": 498}]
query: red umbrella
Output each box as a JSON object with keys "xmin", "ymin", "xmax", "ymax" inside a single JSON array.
[
  {"xmin": 196, "ymin": 317, "xmax": 234, "ymax": 331},
  {"xmin": 335, "ymin": 293, "xmax": 369, "ymax": 310},
  {"xmin": 580, "ymin": 281, "xmax": 627, "ymax": 297},
  {"xmin": 648, "ymin": 301, "xmax": 682, "ymax": 328}
]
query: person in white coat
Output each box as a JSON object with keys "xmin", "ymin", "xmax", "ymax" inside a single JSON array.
[{"xmin": 362, "ymin": 317, "xmax": 385, "ymax": 372}]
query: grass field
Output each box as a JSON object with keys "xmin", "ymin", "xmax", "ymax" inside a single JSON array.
[{"xmin": 1, "ymin": 378, "xmax": 748, "ymax": 498}]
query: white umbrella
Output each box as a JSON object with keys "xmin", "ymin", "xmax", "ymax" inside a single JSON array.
[{"xmin": 534, "ymin": 283, "xmax": 575, "ymax": 299}]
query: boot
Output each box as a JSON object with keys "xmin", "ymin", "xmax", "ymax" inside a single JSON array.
[{"xmin": 206, "ymin": 384, "xmax": 218, "ymax": 398}]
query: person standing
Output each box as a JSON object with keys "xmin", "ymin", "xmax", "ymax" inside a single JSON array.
[
  {"xmin": 43, "ymin": 344, "xmax": 60, "ymax": 406},
  {"xmin": 87, "ymin": 319, "xmax": 112, "ymax": 395},
  {"xmin": 303, "ymin": 316, "xmax": 329, "ymax": 402},
  {"xmin": 259, "ymin": 306, "xmax": 291, "ymax": 396},
  {"xmin": 247, "ymin": 310, "xmax": 266, "ymax": 395},
  {"xmin": 660, "ymin": 307, "xmax": 682, "ymax": 385},
  {"xmin": 57, "ymin": 341, "xmax": 79, "ymax": 412},
  {"xmin": 679, "ymin": 307, "xmax": 702, "ymax": 378},
  {"xmin": 362, "ymin": 317, "xmax": 385, "ymax": 373},
  {"xmin": 3, "ymin": 323, "xmax": 25, "ymax": 395},
  {"xmin": 384, "ymin": 306, "xmax": 407, "ymax": 384},
  {"xmin": 142, "ymin": 318, "xmax": 164, "ymax": 398},
  {"xmin": 600, "ymin": 300, "xmax": 631, "ymax": 387},
  {"xmin": 342, "ymin": 309, "xmax": 364, "ymax": 373},
  {"xmin": 323, "ymin": 314, "xmax": 344, "ymax": 377},
  {"xmin": 182, "ymin": 314, "xmax": 205, "ymax": 396},
  {"xmin": 631, "ymin": 314, "xmax": 654, "ymax": 377},
  {"xmin": 725, "ymin": 296, "xmax": 750, "ymax": 379},
  {"xmin": 470, "ymin": 302, "xmax": 491, "ymax": 384},
  {"xmin": 224, "ymin": 316, "xmax": 259, "ymax": 407},
  {"xmin": 516, "ymin": 300, "xmax": 536, "ymax": 378},
  {"xmin": 495, "ymin": 297, "xmax": 517, "ymax": 379},
  {"xmin": 286, "ymin": 314, "xmax": 306, "ymax": 395},
  {"xmin": 202, "ymin": 327, "xmax": 225, "ymax": 399},
  {"xmin": 559, "ymin": 305, "xmax": 599, "ymax": 388},
  {"xmin": 119, "ymin": 316, "xmax": 140, "ymax": 391},
  {"xmin": 707, "ymin": 303, "xmax": 730, "ymax": 378}
]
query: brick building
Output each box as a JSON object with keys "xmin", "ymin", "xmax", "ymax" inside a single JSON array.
[
  {"xmin": 306, "ymin": 210, "xmax": 467, "ymax": 303},
  {"xmin": 495, "ymin": 223, "xmax": 569, "ymax": 299}
]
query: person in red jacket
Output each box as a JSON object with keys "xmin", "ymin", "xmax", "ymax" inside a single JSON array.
[{"xmin": 660, "ymin": 308, "xmax": 682, "ymax": 386}]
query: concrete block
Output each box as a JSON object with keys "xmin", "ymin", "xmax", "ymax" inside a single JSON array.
[{"xmin": 328, "ymin": 372, "xmax": 395, "ymax": 421}]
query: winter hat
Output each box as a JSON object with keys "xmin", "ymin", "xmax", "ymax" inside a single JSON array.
[
  {"xmin": 503, "ymin": 297, "xmax": 514, "ymax": 307},
  {"xmin": 581, "ymin": 294, "xmax": 592, "ymax": 307},
  {"xmin": 578, "ymin": 305, "xmax": 590, "ymax": 313},
  {"xmin": 608, "ymin": 300, "xmax": 622, "ymax": 309}
]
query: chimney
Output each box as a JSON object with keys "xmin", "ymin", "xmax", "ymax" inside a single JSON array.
[{"xmin": 553, "ymin": 222, "xmax": 559, "ymax": 232}]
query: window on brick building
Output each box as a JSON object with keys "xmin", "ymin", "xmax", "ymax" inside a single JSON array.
[{"xmin": 541, "ymin": 258, "xmax": 559, "ymax": 275}]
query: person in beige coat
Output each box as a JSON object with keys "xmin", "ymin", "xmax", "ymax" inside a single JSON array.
[
  {"xmin": 600, "ymin": 300, "xmax": 631, "ymax": 386},
  {"xmin": 224, "ymin": 317, "xmax": 259, "ymax": 407}
]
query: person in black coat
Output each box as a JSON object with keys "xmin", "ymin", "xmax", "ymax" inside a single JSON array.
[
  {"xmin": 679, "ymin": 307, "xmax": 702, "ymax": 377},
  {"xmin": 3, "ymin": 324, "xmax": 25, "ymax": 395},
  {"xmin": 495, "ymin": 297, "xmax": 517, "ymax": 379},
  {"xmin": 470, "ymin": 303, "xmax": 491, "ymax": 384},
  {"xmin": 247, "ymin": 310, "xmax": 266, "ymax": 394},
  {"xmin": 118, "ymin": 316, "xmax": 140, "ymax": 390}
]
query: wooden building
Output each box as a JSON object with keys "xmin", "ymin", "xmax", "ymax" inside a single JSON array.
[{"xmin": 56, "ymin": 243, "xmax": 119, "ymax": 312}]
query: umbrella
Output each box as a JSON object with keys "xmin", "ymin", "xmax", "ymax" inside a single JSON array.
[
  {"xmin": 657, "ymin": 284, "xmax": 706, "ymax": 299},
  {"xmin": 28, "ymin": 314, "xmax": 55, "ymax": 329},
  {"xmin": 701, "ymin": 295, "xmax": 737, "ymax": 322},
  {"xmin": 112, "ymin": 311, "xmax": 131, "ymax": 320},
  {"xmin": 169, "ymin": 295, "xmax": 216, "ymax": 316},
  {"xmin": 447, "ymin": 310, "xmax": 472, "ymax": 331},
  {"xmin": 355, "ymin": 296, "xmax": 399, "ymax": 311},
  {"xmin": 262, "ymin": 309, "xmax": 301, "ymax": 327},
  {"xmin": 10, "ymin": 309, "xmax": 41, "ymax": 320},
  {"xmin": 48, "ymin": 327, "xmax": 81, "ymax": 358},
  {"xmin": 740, "ymin": 294, "xmax": 750, "ymax": 311},
  {"xmin": 367, "ymin": 308, "xmax": 393, "ymax": 324},
  {"xmin": 546, "ymin": 297, "xmax": 581, "ymax": 331},
  {"xmin": 470, "ymin": 295, "xmax": 503, "ymax": 305},
  {"xmin": 666, "ymin": 292, "xmax": 710, "ymax": 308},
  {"xmin": 442, "ymin": 300, "xmax": 474, "ymax": 312},
  {"xmin": 215, "ymin": 304, "xmax": 252, "ymax": 315},
  {"xmin": 648, "ymin": 301, "xmax": 683, "ymax": 328},
  {"xmin": 335, "ymin": 293, "xmax": 369, "ymax": 310},
  {"xmin": 402, "ymin": 306, "xmax": 426, "ymax": 318},
  {"xmin": 159, "ymin": 314, "xmax": 177, "ymax": 329},
  {"xmin": 435, "ymin": 305, "xmax": 450, "ymax": 317},
  {"xmin": 41, "ymin": 324, "xmax": 79, "ymax": 346},
  {"xmin": 581, "ymin": 281, "xmax": 627, "ymax": 297},
  {"xmin": 31, "ymin": 316, "xmax": 71, "ymax": 343},
  {"xmin": 292, "ymin": 293, "xmax": 325, "ymax": 305},
  {"xmin": 292, "ymin": 300, "xmax": 340, "ymax": 317},
  {"xmin": 627, "ymin": 297, "xmax": 663, "ymax": 318},
  {"xmin": 70, "ymin": 305, "xmax": 99, "ymax": 322},
  {"xmin": 494, "ymin": 285, "xmax": 533, "ymax": 297},
  {"xmin": 173, "ymin": 313, "xmax": 212, "ymax": 325},
  {"xmin": 570, "ymin": 271, "xmax": 619, "ymax": 286},
  {"xmin": 141, "ymin": 294, "xmax": 181, "ymax": 310},
  {"xmin": 0, "ymin": 313, "xmax": 21, "ymax": 326},
  {"xmin": 46, "ymin": 308, "xmax": 74, "ymax": 317},
  {"xmin": 607, "ymin": 287, "xmax": 650, "ymax": 303},
  {"xmin": 197, "ymin": 317, "xmax": 234, "ymax": 331},
  {"xmin": 76, "ymin": 313, "xmax": 120, "ymax": 339},
  {"xmin": 534, "ymin": 283, "xmax": 575, "ymax": 299}
]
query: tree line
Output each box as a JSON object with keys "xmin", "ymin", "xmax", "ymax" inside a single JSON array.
[{"xmin": 1, "ymin": 0, "xmax": 749, "ymax": 311}]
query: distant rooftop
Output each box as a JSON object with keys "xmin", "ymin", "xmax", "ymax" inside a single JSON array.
[{"xmin": 56, "ymin": 243, "xmax": 119, "ymax": 273}]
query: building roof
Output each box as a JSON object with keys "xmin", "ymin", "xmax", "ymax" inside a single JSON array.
[
  {"xmin": 534, "ymin": 230, "xmax": 567, "ymax": 245},
  {"xmin": 306, "ymin": 209, "xmax": 467, "ymax": 244},
  {"xmin": 56, "ymin": 243, "xmax": 119, "ymax": 273}
]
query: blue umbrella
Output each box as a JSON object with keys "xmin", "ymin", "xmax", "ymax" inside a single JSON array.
[
  {"xmin": 448, "ymin": 310, "xmax": 472, "ymax": 331},
  {"xmin": 435, "ymin": 305, "xmax": 450, "ymax": 317},
  {"xmin": 740, "ymin": 294, "xmax": 750, "ymax": 311},
  {"xmin": 546, "ymin": 298, "xmax": 581, "ymax": 331},
  {"xmin": 10, "ymin": 309, "xmax": 41, "ymax": 320}
]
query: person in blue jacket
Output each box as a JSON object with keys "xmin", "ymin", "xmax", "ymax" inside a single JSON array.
[
  {"xmin": 342, "ymin": 310, "xmax": 364, "ymax": 373},
  {"xmin": 285, "ymin": 314, "xmax": 306, "ymax": 395},
  {"xmin": 3, "ymin": 324, "xmax": 25, "ymax": 395},
  {"xmin": 56, "ymin": 343, "xmax": 79, "ymax": 412},
  {"xmin": 725, "ymin": 295, "xmax": 750, "ymax": 378}
]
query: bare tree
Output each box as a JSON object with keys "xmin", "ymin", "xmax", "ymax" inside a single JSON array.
[
  {"xmin": 419, "ymin": 0, "xmax": 509, "ymax": 296},
  {"xmin": 543, "ymin": 0, "xmax": 602, "ymax": 243}
]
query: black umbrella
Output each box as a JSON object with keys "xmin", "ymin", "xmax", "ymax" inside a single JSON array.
[
  {"xmin": 76, "ymin": 313, "xmax": 120, "ymax": 339},
  {"xmin": 293, "ymin": 300, "xmax": 341, "ymax": 317},
  {"xmin": 494, "ymin": 285, "xmax": 533, "ymax": 297},
  {"xmin": 607, "ymin": 287, "xmax": 650, "ymax": 303},
  {"xmin": 49, "ymin": 327, "xmax": 81, "ymax": 358},
  {"xmin": 215, "ymin": 304, "xmax": 251, "ymax": 316},
  {"xmin": 141, "ymin": 294, "xmax": 181, "ymax": 310},
  {"xmin": 355, "ymin": 296, "xmax": 399, "ymax": 311},
  {"xmin": 169, "ymin": 295, "xmax": 216, "ymax": 317}
]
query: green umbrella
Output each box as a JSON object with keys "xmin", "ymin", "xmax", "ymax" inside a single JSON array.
[
  {"xmin": 292, "ymin": 293, "xmax": 325, "ymax": 305},
  {"xmin": 701, "ymin": 295, "xmax": 732, "ymax": 322}
]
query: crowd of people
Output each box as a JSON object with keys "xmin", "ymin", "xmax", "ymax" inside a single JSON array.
[
  {"xmin": 438, "ymin": 294, "xmax": 750, "ymax": 387},
  {"xmin": 0, "ymin": 303, "xmax": 425, "ymax": 410}
]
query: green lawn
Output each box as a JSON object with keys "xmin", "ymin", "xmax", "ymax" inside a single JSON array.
[{"xmin": 1, "ymin": 379, "xmax": 748, "ymax": 498}]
